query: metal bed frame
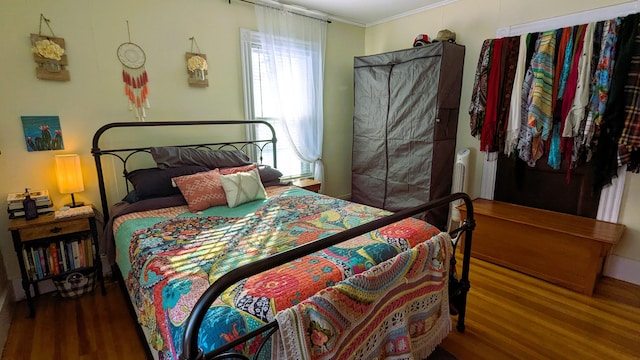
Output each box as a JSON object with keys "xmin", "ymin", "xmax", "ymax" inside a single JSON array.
[{"xmin": 90, "ymin": 120, "xmax": 474, "ymax": 360}]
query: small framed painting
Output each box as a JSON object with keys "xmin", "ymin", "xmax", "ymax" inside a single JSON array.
[{"xmin": 21, "ymin": 115, "xmax": 65, "ymax": 151}]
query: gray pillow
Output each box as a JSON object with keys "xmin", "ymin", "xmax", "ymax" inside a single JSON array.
[
  {"xmin": 126, "ymin": 165, "xmax": 209, "ymax": 200},
  {"xmin": 151, "ymin": 146, "xmax": 251, "ymax": 169},
  {"xmin": 257, "ymin": 165, "xmax": 283, "ymax": 183}
]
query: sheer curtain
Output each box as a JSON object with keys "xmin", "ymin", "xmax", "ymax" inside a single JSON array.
[{"xmin": 255, "ymin": 4, "xmax": 327, "ymax": 191}]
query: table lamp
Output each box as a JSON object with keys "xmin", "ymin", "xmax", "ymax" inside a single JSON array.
[{"xmin": 55, "ymin": 154, "xmax": 84, "ymax": 207}]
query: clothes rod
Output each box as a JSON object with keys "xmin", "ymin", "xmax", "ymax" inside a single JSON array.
[{"xmin": 229, "ymin": 0, "xmax": 331, "ymax": 23}]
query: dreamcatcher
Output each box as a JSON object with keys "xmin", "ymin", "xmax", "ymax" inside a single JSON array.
[{"xmin": 117, "ymin": 22, "xmax": 150, "ymax": 121}]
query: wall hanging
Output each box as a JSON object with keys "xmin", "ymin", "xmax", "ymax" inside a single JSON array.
[
  {"xmin": 117, "ymin": 21, "xmax": 150, "ymax": 121},
  {"xmin": 186, "ymin": 36, "xmax": 208, "ymax": 87},
  {"xmin": 31, "ymin": 14, "xmax": 69, "ymax": 81}
]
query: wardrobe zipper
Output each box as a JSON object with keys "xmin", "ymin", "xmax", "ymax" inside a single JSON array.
[{"xmin": 383, "ymin": 63, "xmax": 394, "ymax": 210}]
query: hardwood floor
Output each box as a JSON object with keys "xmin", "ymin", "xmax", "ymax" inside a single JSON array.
[
  {"xmin": 2, "ymin": 280, "xmax": 147, "ymax": 360},
  {"xmin": 442, "ymin": 257, "xmax": 640, "ymax": 360},
  {"xmin": 2, "ymin": 257, "xmax": 640, "ymax": 360}
]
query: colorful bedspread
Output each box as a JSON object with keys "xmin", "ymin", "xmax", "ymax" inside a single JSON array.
[{"xmin": 114, "ymin": 187, "xmax": 442, "ymax": 359}]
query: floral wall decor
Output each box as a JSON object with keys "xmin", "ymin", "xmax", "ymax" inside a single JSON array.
[
  {"xmin": 31, "ymin": 14, "xmax": 69, "ymax": 81},
  {"xmin": 186, "ymin": 36, "xmax": 208, "ymax": 87},
  {"xmin": 21, "ymin": 116, "xmax": 64, "ymax": 152}
]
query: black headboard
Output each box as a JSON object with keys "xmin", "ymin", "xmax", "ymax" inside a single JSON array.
[{"xmin": 91, "ymin": 120, "xmax": 277, "ymax": 220}]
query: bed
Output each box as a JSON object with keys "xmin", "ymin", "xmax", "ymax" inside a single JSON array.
[{"xmin": 91, "ymin": 120, "xmax": 474, "ymax": 360}]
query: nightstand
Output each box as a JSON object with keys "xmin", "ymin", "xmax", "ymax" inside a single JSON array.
[
  {"xmin": 292, "ymin": 178, "xmax": 321, "ymax": 193},
  {"xmin": 8, "ymin": 210, "xmax": 106, "ymax": 317}
]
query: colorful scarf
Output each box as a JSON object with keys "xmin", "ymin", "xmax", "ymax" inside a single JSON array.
[{"xmin": 275, "ymin": 232, "xmax": 453, "ymax": 360}]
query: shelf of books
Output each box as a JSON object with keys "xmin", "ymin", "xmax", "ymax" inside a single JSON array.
[{"xmin": 21, "ymin": 234, "xmax": 95, "ymax": 281}]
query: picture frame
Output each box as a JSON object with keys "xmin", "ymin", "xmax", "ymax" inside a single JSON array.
[{"xmin": 21, "ymin": 115, "xmax": 65, "ymax": 151}]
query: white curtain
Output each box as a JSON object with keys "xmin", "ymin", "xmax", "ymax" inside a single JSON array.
[{"xmin": 255, "ymin": 4, "xmax": 327, "ymax": 190}]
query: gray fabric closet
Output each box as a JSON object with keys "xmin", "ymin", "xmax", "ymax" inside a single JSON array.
[{"xmin": 351, "ymin": 42, "xmax": 465, "ymax": 229}]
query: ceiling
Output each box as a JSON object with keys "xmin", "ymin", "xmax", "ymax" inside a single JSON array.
[{"xmin": 275, "ymin": 0, "xmax": 456, "ymax": 27}]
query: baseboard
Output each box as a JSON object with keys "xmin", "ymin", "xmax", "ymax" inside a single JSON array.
[
  {"xmin": 603, "ymin": 254, "xmax": 640, "ymax": 286},
  {"xmin": 0, "ymin": 284, "xmax": 15, "ymax": 354}
]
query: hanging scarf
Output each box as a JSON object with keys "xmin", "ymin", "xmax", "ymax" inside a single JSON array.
[
  {"xmin": 617, "ymin": 19, "xmax": 640, "ymax": 172},
  {"xmin": 584, "ymin": 18, "xmax": 622, "ymax": 149},
  {"xmin": 504, "ymin": 34, "xmax": 528, "ymax": 155},
  {"xmin": 527, "ymin": 30, "xmax": 556, "ymax": 161},
  {"xmin": 470, "ymin": 39, "xmax": 494, "ymax": 137},
  {"xmin": 563, "ymin": 23, "xmax": 596, "ymax": 139},
  {"xmin": 593, "ymin": 13, "xmax": 640, "ymax": 190},
  {"xmin": 517, "ymin": 34, "xmax": 540, "ymax": 166},
  {"xmin": 480, "ymin": 38, "xmax": 504, "ymax": 152},
  {"xmin": 496, "ymin": 36, "xmax": 521, "ymax": 154}
]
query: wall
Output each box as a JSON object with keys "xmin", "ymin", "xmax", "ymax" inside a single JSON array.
[
  {"xmin": 0, "ymin": 0, "xmax": 364, "ymax": 300},
  {"xmin": 0, "ymin": 251, "xmax": 12, "ymax": 351},
  {"xmin": 364, "ymin": 0, "xmax": 640, "ymax": 284}
]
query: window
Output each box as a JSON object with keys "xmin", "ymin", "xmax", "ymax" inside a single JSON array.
[{"xmin": 241, "ymin": 29, "xmax": 312, "ymax": 179}]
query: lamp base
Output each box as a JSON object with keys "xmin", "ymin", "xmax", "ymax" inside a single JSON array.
[{"xmin": 65, "ymin": 202, "xmax": 85, "ymax": 208}]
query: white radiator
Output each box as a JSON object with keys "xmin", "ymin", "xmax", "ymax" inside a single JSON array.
[
  {"xmin": 448, "ymin": 148, "xmax": 470, "ymax": 237},
  {"xmin": 452, "ymin": 148, "xmax": 470, "ymax": 205}
]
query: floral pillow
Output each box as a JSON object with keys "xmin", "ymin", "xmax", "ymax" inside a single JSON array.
[
  {"xmin": 172, "ymin": 169, "xmax": 227, "ymax": 212},
  {"xmin": 219, "ymin": 168, "xmax": 267, "ymax": 208}
]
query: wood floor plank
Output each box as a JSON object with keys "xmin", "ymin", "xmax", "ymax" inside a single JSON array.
[{"xmin": 2, "ymin": 257, "xmax": 640, "ymax": 360}]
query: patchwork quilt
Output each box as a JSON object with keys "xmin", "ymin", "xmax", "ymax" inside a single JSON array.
[{"xmin": 113, "ymin": 187, "xmax": 445, "ymax": 359}]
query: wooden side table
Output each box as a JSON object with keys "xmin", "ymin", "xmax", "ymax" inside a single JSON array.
[
  {"xmin": 8, "ymin": 210, "xmax": 106, "ymax": 317},
  {"xmin": 292, "ymin": 178, "xmax": 321, "ymax": 193}
]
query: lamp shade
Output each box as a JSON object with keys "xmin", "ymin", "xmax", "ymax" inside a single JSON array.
[{"xmin": 55, "ymin": 154, "xmax": 84, "ymax": 194}]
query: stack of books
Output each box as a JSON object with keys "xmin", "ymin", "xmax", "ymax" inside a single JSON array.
[{"xmin": 7, "ymin": 190, "xmax": 54, "ymax": 219}]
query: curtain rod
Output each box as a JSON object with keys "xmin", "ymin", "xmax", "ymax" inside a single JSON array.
[{"xmin": 229, "ymin": 0, "xmax": 331, "ymax": 23}]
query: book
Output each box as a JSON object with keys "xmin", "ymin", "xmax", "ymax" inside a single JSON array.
[
  {"xmin": 72, "ymin": 240, "xmax": 80, "ymax": 269},
  {"xmin": 22, "ymin": 249, "xmax": 32, "ymax": 281},
  {"xmin": 51, "ymin": 243, "xmax": 60, "ymax": 275},
  {"xmin": 78, "ymin": 240, "xmax": 85, "ymax": 268},
  {"xmin": 45, "ymin": 247, "xmax": 53, "ymax": 276},
  {"xmin": 60, "ymin": 240, "xmax": 68, "ymax": 272},
  {"xmin": 8, "ymin": 198, "xmax": 52, "ymax": 210},
  {"xmin": 32, "ymin": 248, "xmax": 42, "ymax": 279},
  {"xmin": 84, "ymin": 238, "xmax": 94, "ymax": 267},
  {"xmin": 65, "ymin": 241, "xmax": 76, "ymax": 270},
  {"xmin": 37, "ymin": 247, "xmax": 48, "ymax": 277},
  {"xmin": 7, "ymin": 190, "xmax": 50, "ymax": 205},
  {"xmin": 8, "ymin": 206, "xmax": 55, "ymax": 219}
]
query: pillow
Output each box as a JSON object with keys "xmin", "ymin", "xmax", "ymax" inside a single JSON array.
[
  {"xmin": 263, "ymin": 179, "xmax": 291, "ymax": 187},
  {"xmin": 126, "ymin": 165, "xmax": 208, "ymax": 200},
  {"xmin": 219, "ymin": 163, "xmax": 258, "ymax": 175},
  {"xmin": 172, "ymin": 169, "xmax": 228, "ymax": 212},
  {"xmin": 257, "ymin": 165, "xmax": 283, "ymax": 183},
  {"xmin": 151, "ymin": 146, "xmax": 251, "ymax": 169},
  {"xmin": 173, "ymin": 169, "xmax": 227, "ymax": 212},
  {"xmin": 122, "ymin": 190, "xmax": 139, "ymax": 203},
  {"xmin": 219, "ymin": 168, "xmax": 267, "ymax": 208}
]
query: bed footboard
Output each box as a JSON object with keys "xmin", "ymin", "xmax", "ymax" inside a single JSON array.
[{"xmin": 179, "ymin": 192, "xmax": 475, "ymax": 360}]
